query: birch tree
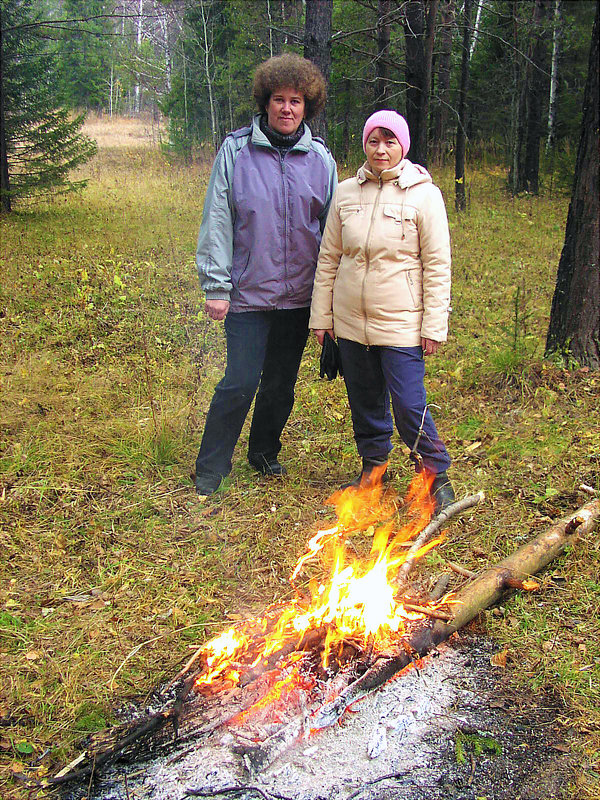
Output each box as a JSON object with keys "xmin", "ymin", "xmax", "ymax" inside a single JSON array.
[{"xmin": 545, "ymin": 0, "xmax": 562, "ymax": 155}]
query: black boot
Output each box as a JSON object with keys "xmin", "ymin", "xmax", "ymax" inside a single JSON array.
[
  {"xmin": 194, "ymin": 471, "xmax": 222, "ymax": 498},
  {"xmin": 430, "ymin": 471, "xmax": 455, "ymax": 515},
  {"xmin": 341, "ymin": 459, "xmax": 390, "ymax": 490},
  {"xmin": 248, "ymin": 453, "xmax": 287, "ymax": 477}
]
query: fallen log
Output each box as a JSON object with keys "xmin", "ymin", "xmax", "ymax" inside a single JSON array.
[{"xmin": 311, "ymin": 499, "xmax": 600, "ymax": 730}]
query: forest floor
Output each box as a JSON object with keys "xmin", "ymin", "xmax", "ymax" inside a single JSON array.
[{"xmin": 1, "ymin": 116, "xmax": 599, "ymax": 800}]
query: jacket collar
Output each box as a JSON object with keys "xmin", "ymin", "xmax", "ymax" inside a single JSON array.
[
  {"xmin": 357, "ymin": 158, "xmax": 432, "ymax": 188},
  {"xmin": 251, "ymin": 114, "xmax": 312, "ymax": 152}
]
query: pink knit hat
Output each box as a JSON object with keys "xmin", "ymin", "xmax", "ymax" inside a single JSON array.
[{"xmin": 362, "ymin": 110, "xmax": 410, "ymax": 157}]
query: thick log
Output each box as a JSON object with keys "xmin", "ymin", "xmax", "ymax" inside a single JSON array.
[
  {"xmin": 441, "ymin": 498, "xmax": 599, "ymax": 636},
  {"xmin": 311, "ymin": 499, "xmax": 600, "ymax": 730}
]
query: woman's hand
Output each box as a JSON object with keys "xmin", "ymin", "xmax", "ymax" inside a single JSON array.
[
  {"xmin": 313, "ymin": 329, "xmax": 335, "ymax": 346},
  {"xmin": 205, "ymin": 299, "xmax": 230, "ymax": 321},
  {"xmin": 421, "ymin": 337, "xmax": 441, "ymax": 356}
]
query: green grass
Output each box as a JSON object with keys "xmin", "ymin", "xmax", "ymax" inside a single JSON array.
[{"xmin": 1, "ymin": 138, "xmax": 599, "ymax": 798}]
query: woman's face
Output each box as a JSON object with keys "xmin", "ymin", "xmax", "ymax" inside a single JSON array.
[
  {"xmin": 365, "ymin": 128, "xmax": 403, "ymax": 174},
  {"xmin": 266, "ymin": 87, "xmax": 306, "ymax": 135}
]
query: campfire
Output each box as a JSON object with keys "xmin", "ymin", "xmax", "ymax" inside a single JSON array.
[
  {"xmin": 189, "ymin": 469, "xmax": 447, "ymax": 702},
  {"xmin": 30, "ymin": 481, "xmax": 598, "ymax": 798}
]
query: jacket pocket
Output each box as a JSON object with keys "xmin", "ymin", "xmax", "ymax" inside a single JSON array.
[
  {"xmin": 383, "ymin": 204, "xmax": 417, "ymax": 239},
  {"xmin": 231, "ymin": 251, "xmax": 251, "ymax": 289},
  {"xmin": 405, "ymin": 268, "xmax": 423, "ymax": 309},
  {"xmin": 339, "ymin": 205, "xmax": 362, "ymax": 223}
]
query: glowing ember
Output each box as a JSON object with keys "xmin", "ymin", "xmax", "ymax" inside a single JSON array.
[{"xmin": 194, "ymin": 470, "xmax": 442, "ymax": 692}]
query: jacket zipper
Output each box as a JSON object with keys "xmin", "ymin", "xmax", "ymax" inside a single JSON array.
[
  {"xmin": 280, "ymin": 152, "xmax": 288, "ymax": 305},
  {"xmin": 361, "ymin": 176, "xmax": 384, "ymax": 346}
]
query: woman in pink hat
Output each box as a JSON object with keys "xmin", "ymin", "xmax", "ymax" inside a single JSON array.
[{"xmin": 309, "ymin": 110, "xmax": 455, "ymax": 514}]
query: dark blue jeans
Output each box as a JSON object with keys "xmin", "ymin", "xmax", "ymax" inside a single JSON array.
[
  {"xmin": 195, "ymin": 308, "xmax": 310, "ymax": 481},
  {"xmin": 337, "ymin": 338, "xmax": 451, "ymax": 474}
]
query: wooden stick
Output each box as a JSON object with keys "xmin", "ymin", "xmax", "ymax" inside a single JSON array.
[
  {"xmin": 395, "ymin": 492, "xmax": 485, "ymax": 590},
  {"xmin": 447, "ymin": 561, "xmax": 476, "ymax": 578},
  {"xmin": 403, "ymin": 603, "xmax": 452, "ymax": 621},
  {"xmin": 429, "ymin": 573, "xmax": 452, "ymax": 601}
]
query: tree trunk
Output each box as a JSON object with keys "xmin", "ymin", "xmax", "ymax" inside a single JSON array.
[
  {"xmin": 546, "ymin": 0, "xmax": 563, "ymax": 155},
  {"xmin": 509, "ymin": 2, "xmax": 526, "ymax": 194},
  {"xmin": 546, "ymin": 5, "xmax": 599, "ymax": 369},
  {"xmin": 523, "ymin": 0, "xmax": 550, "ymax": 194},
  {"xmin": 375, "ymin": 0, "xmax": 391, "ymax": 110},
  {"xmin": 403, "ymin": 0, "xmax": 425, "ymax": 164},
  {"xmin": 0, "ymin": 7, "xmax": 11, "ymax": 214},
  {"xmin": 432, "ymin": 0, "xmax": 454, "ymax": 165},
  {"xmin": 135, "ymin": 0, "xmax": 143, "ymax": 113},
  {"xmin": 455, "ymin": 0, "xmax": 472, "ymax": 212},
  {"xmin": 511, "ymin": 0, "xmax": 550, "ymax": 194},
  {"xmin": 469, "ymin": 0, "xmax": 483, "ymax": 60},
  {"xmin": 304, "ymin": 0, "xmax": 332, "ymax": 141},
  {"xmin": 200, "ymin": 0, "xmax": 217, "ymax": 152},
  {"xmin": 416, "ymin": 0, "xmax": 438, "ymax": 168}
]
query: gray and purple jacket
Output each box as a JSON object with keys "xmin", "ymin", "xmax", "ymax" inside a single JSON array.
[{"xmin": 196, "ymin": 115, "xmax": 338, "ymax": 312}]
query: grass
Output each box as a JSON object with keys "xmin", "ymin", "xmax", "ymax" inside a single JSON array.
[{"xmin": 1, "ymin": 116, "xmax": 599, "ymax": 798}]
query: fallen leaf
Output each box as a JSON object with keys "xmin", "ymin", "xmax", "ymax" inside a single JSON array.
[
  {"xmin": 490, "ymin": 649, "xmax": 508, "ymax": 668},
  {"xmin": 466, "ymin": 440, "xmax": 482, "ymax": 452},
  {"xmin": 551, "ymin": 743, "xmax": 570, "ymax": 753},
  {"xmin": 542, "ymin": 639, "xmax": 557, "ymax": 653},
  {"xmin": 25, "ymin": 650, "xmax": 40, "ymax": 661}
]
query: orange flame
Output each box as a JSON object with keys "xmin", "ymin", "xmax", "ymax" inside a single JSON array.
[{"xmin": 194, "ymin": 470, "xmax": 441, "ymax": 691}]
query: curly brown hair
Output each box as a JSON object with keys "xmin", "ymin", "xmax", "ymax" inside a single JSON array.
[{"xmin": 252, "ymin": 53, "xmax": 327, "ymax": 121}]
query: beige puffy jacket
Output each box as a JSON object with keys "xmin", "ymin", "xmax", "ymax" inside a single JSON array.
[{"xmin": 309, "ymin": 159, "xmax": 451, "ymax": 347}]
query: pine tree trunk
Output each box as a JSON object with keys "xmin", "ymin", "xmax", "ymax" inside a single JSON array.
[
  {"xmin": 432, "ymin": 0, "xmax": 454, "ymax": 165},
  {"xmin": 546, "ymin": 5, "xmax": 599, "ymax": 369},
  {"xmin": 304, "ymin": 0, "xmax": 332, "ymax": 141},
  {"xmin": 511, "ymin": 0, "xmax": 550, "ymax": 194},
  {"xmin": 375, "ymin": 0, "xmax": 391, "ymax": 110},
  {"xmin": 416, "ymin": 0, "xmax": 438, "ymax": 168},
  {"xmin": 455, "ymin": 0, "xmax": 472, "ymax": 212},
  {"xmin": 523, "ymin": 0, "xmax": 550, "ymax": 194},
  {"xmin": 509, "ymin": 1, "xmax": 526, "ymax": 194},
  {"xmin": 0, "ymin": 8, "xmax": 11, "ymax": 213},
  {"xmin": 403, "ymin": 0, "xmax": 425, "ymax": 164}
]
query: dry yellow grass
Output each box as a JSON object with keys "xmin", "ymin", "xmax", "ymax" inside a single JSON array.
[
  {"xmin": 81, "ymin": 112, "xmax": 167, "ymax": 149},
  {"xmin": 1, "ymin": 115, "xmax": 599, "ymax": 799}
]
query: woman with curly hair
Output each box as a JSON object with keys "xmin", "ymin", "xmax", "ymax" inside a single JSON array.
[{"xmin": 194, "ymin": 53, "xmax": 337, "ymax": 498}]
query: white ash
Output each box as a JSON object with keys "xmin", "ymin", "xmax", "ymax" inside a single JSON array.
[{"xmin": 91, "ymin": 640, "xmax": 472, "ymax": 800}]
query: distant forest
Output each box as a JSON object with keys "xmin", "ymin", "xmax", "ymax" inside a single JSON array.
[{"xmin": 1, "ymin": 1, "xmax": 596, "ymax": 187}]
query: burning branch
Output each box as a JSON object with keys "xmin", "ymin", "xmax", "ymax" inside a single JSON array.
[{"xmin": 394, "ymin": 492, "xmax": 485, "ymax": 590}]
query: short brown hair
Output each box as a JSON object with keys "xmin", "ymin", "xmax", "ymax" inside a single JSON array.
[{"xmin": 253, "ymin": 53, "xmax": 327, "ymax": 121}]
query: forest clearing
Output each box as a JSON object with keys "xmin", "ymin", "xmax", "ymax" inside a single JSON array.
[{"xmin": 1, "ymin": 112, "xmax": 599, "ymax": 799}]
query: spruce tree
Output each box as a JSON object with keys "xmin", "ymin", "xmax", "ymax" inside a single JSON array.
[{"xmin": 0, "ymin": 0, "xmax": 97, "ymax": 213}]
